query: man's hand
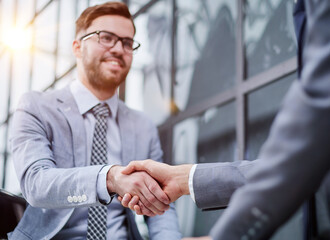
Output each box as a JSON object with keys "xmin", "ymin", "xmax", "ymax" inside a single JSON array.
[
  {"xmin": 118, "ymin": 193, "xmax": 146, "ymax": 215},
  {"xmin": 121, "ymin": 160, "xmax": 192, "ymax": 202},
  {"xmin": 107, "ymin": 165, "xmax": 170, "ymax": 216}
]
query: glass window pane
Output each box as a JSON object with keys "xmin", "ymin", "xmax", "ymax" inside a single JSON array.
[
  {"xmin": 0, "ymin": 125, "xmax": 5, "ymax": 188},
  {"xmin": 175, "ymin": 0, "xmax": 237, "ymax": 110},
  {"xmin": 173, "ymin": 102, "xmax": 236, "ymax": 236},
  {"xmin": 32, "ymin": 52, "xmax": 55, "ymax": 91},
  {"xmin": 244, "ymin": 0, "xmax": 296, "ymax": 78},
  {"xmin": 5, "ymin": 119, "xmax": 20, "ymax": 194},
  {"xmin": 11, "ymin": 52, "xmax": 32, "ymax": 112},
  {"xmin": 246, "ymin": 73, "xmax": 295, "ymax": 160},
  {"xmin": 0, "ymin": 53, "xmax": 10, "ymax": 123},
  {"xmin": 271, "ymin": 208, "xmax": 304, "ymax": 240},
  {"xmin": 315, "ymin": 178, "xmax": 330, "ymax": 239},
  {"xmin": 129, "ymin": 0, "xmax": 153, "ymax": 14},
  {"xmin": 126, "ymin": 0, "xmax": 172, "ymax": 125},
  {"xmin": 56, "ymin": 0, "xmax": 76, "ymax": 77},
  {"xmin": 34, "ymin": 1, "xmax": 58, "ymax": 53}
]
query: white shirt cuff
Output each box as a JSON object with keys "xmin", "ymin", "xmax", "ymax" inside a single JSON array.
[
  {"xmin": 188, "ymin": 164, "xmax": 198, "ymax": 203},
  {"xmin": 96, "ymin": 165, "xmax": 113, "ymax": 204}
]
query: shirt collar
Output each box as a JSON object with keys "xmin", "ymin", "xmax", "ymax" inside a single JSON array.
[{"xmin": 70, "ymin": 79, "xmax": 119, "ymax": 119}]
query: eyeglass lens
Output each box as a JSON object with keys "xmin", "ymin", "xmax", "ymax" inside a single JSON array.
[{"xmin": 99, "ymin": 32, "xmax": 136, "ymax": 52}]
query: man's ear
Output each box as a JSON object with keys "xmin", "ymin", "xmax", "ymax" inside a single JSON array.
[{"xmin": 72, "ymin": 39, "xmax": 82, "ymax": 58}]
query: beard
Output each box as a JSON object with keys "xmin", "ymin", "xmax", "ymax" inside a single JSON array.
[{"xmin": 82, "ymin": 53, "xmax": 129, "ymax": 91}]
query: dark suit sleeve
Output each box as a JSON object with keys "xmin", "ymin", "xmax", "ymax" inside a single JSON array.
[
  {"xmin": 209, "ymin": 0, "xmax": 330, "ymax": 239},
  {"xmin": 193, "ymin": 160, "xmax": 258, "ymax": 209}
]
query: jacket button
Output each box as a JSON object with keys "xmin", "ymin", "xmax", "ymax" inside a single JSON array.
[
  {"xmin": 82, "ymin": 194, "xmax": 87, "ymax": 201},
  {"xmin": 67, "ymin": 196, "xmax": 73, "ymax": 203},
  {"xmin": 78, "ymin": 196, "xmax": 82, "ymax": 202},
  {"xmin": 73, "ymin": 196, "xmax": 78, "ymax": 202}
]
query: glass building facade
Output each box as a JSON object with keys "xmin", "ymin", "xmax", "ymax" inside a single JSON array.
[{"xmin": 0, "ymin": 0, "xmax": 327, "ymax": 239}]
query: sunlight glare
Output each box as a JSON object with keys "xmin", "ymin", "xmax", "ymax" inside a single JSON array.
[{"xmin": 2, "ymin": 27, "xmax": 32, "ymax": 51}]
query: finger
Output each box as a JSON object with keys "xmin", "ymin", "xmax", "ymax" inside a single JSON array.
[
  {"xmin": 140, "ymin": 177, "xmax": 170, "ymax": 211},
  {"xmin": 118, "ymin": 195, "xmax": 123, "ymax": 202},
  {"xmin": 128, "ymin": 195, "xmax": 139, "ymax": 210},
  {"xmin": 137, "ymin": 201, "xmax": 155, "ymax": 217},
  {"xmin": 135, "ymin": 175, "xmax": 170, "ymax": 213},
  {"xmin": 146, "ymin": 179, "xmax": 170, "ymax": 205},
  {"xmin": 122, "ymin": 160, "xmax": 150, "ymax": 175},
  {"xmin": 134, "ymin": 204, "xmax": 142, "ymax": 215},
  {"xmin": 137, "ymin": 193, "xmax": 165, "ymax": 215},
  {"xmin": 121, "ymin": 193, "xmax": 132, "ymax": 208}
]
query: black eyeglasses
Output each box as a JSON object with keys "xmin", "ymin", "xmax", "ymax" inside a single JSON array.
[{"xmin": 80, "ymin": 30, "xmax": 141, "ymax": 53}]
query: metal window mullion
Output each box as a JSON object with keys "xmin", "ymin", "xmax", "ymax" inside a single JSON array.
[
  {"xmin": 51, "ymin": 0, "xmax": 61, "ymax": 90},
  {"xmin": 132, "ymin": 0, "xmax": 158, "ymax": 19},
  {"xmin": 243, "ymin": 57, "xmax": 297, "ymax": 94},
  {"xmin": 235, "ymin": 0, "xmax": 246, "ymax": 161},
  {"xmin": 166, "ymin": 0, "xmax": 178, "ymax": 164},
  {"xmin": 2, "ymin": 0, "xmax": 18, "ymax": 189},
  {"xmin": 28, "ymin": 0, "xmax": 38, "ymax": 91}
]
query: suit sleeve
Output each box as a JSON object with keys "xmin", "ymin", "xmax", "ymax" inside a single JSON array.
[
  {"xmin": 209, "ymin": 0, "xmax": 330, "ymax": 239},
  {"xmin": 10, "ymin": 93, "xmax": 104, "ymax": 209},
  {"xmin": 144, "ymin": 122, "xmax": 182, "ymax": 240},
  {"xmin": 193, "ymin": 160, "xmax": 258, "ymax": 209}
]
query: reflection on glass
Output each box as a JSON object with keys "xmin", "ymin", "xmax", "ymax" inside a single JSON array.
[
  {"xmin": 0, "ymin": 56, "xmax": 10, "ymax": 123},
  {"xmin": 246, "ymin": 73, "xmax": 295, "ymax": 160},
  {"xmin": 271, "ymin": 208, "xmax": 303, "ymax": 240},
  {"xmin": 175, "ymin": 0, "xmax": 236, "ymax": 110},
  {"xmin": 56, "ymin": 0, "xmax": 76, "ymax": 77},
  {"xmin": 173, "ymin": 102, "xmax": 236, "ymax": 236},
  {"xmin": 32, "ymin": 52, "xmax": 56, "ymax": 91},
  {"xmin": 129, "ymin": 0, "xmax": 154, "ymax": 14},
  {"xmin": 0, "ymin": 126, "xmax": 5, "ymax": 187},
  {"xmin": 126, "ymin": 0, "xmax": 172, "ymax": 125},
  {"xmin": 244, "ymin": 0, "xmax": 296, "ymax": 78},
  {"xmin": 315, "ymin": 174, "xmax": 330, "ymax": 238},
  {"xmin": 34, "ymin": 1, "xmax": 58, "ymax": 54}
]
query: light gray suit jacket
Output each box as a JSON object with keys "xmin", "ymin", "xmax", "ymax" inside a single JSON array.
[
  {"xmin": 9, "ymin": 86, "xmax": 181, "ymax": 240},
  {"xmin": 192, "ymin": 0, "xmax": 330, "ymax": 239}
]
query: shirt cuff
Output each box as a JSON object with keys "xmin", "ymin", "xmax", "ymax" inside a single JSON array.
[
  {"xmin": 97, "ymin": 165, "xmax": 115, "ymax": 205},
  {"xmin": 188, "ymin": 164, "xmax": 198, "ymax": 203}
]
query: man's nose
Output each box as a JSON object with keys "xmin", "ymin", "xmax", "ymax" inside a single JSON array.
[{"xmin": 109, "ymin": 40, "xmax": 125, "ymax": 54}]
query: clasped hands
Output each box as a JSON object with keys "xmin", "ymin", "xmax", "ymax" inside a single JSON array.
[
  {"xmin": 107, "ymin": 160, "xmax": 211, "ymax": 240},
  {"xmin": 106, "ymin": 160, "xmax": 191, "ymax": 217}
]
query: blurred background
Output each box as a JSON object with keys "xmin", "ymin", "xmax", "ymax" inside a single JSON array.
[{"xmin": 2, "ymin": 0, "xmax": 326, "ymax": 239}]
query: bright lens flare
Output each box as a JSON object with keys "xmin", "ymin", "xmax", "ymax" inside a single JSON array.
[{"xmin": 2, "ymin": 27, "xmax": 32, "ymax": 51}]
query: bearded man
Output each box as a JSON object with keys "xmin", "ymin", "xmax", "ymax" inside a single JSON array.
[{"xmin": 8, "ymin": 2, "xmax": 180, "ymax": 239}]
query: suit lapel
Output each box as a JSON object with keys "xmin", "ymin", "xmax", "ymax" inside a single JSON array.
[
  {"xmin": 117, "ymin": 102, "xmax": 135, "ymax": 166},
  {"xmin": 57, "ymin": 86, "xmax": 87, "ymax": 167}
]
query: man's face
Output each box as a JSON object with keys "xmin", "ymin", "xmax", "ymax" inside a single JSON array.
[{"xmin": 79, "ymin": 15, "xmax": 134, "ymax": 91}]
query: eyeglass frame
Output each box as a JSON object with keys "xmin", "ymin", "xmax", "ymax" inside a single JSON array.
[{"xmin": 79, "ymin": 30, "xmax": 141, "ymax": 53}]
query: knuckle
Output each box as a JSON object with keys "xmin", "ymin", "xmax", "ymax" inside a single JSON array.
[
  {"xmin": 149, "ymin": 184, "xmax": 158, "ymax": 193},
  {"xmin": 144, "ymin": 201, "xmax": 152, "ymax": 208},
  {"xmin": 132, "ymin": 181, "xmax": 140, "ymax": 187},
  {"xmin": 148, "ymin": 196, "xmax": 157, "ymax": 204}
]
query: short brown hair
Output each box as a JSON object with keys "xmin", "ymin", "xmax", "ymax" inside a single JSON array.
[{"xmin": 75, "ymin": 1, "xmax": 135, "ymax": 37}]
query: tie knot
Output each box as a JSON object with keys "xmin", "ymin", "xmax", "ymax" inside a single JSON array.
[{"xmin": 92, "ymin": 103, "xmax": 110, "ymax": 118}]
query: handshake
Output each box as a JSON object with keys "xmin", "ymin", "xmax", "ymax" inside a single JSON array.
[{"xmin": 106, "ymin": 159, "xmax": 193, "ymax": 217}]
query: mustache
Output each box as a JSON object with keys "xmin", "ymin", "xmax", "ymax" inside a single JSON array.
[{"xmin": 100, "ymin": 55, "xmax": 125, "ymax": 67}]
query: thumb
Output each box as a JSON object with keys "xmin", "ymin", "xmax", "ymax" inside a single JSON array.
[{"xmin": 121, "ymin": 161, "xmax": 143, "ymax": 174}]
